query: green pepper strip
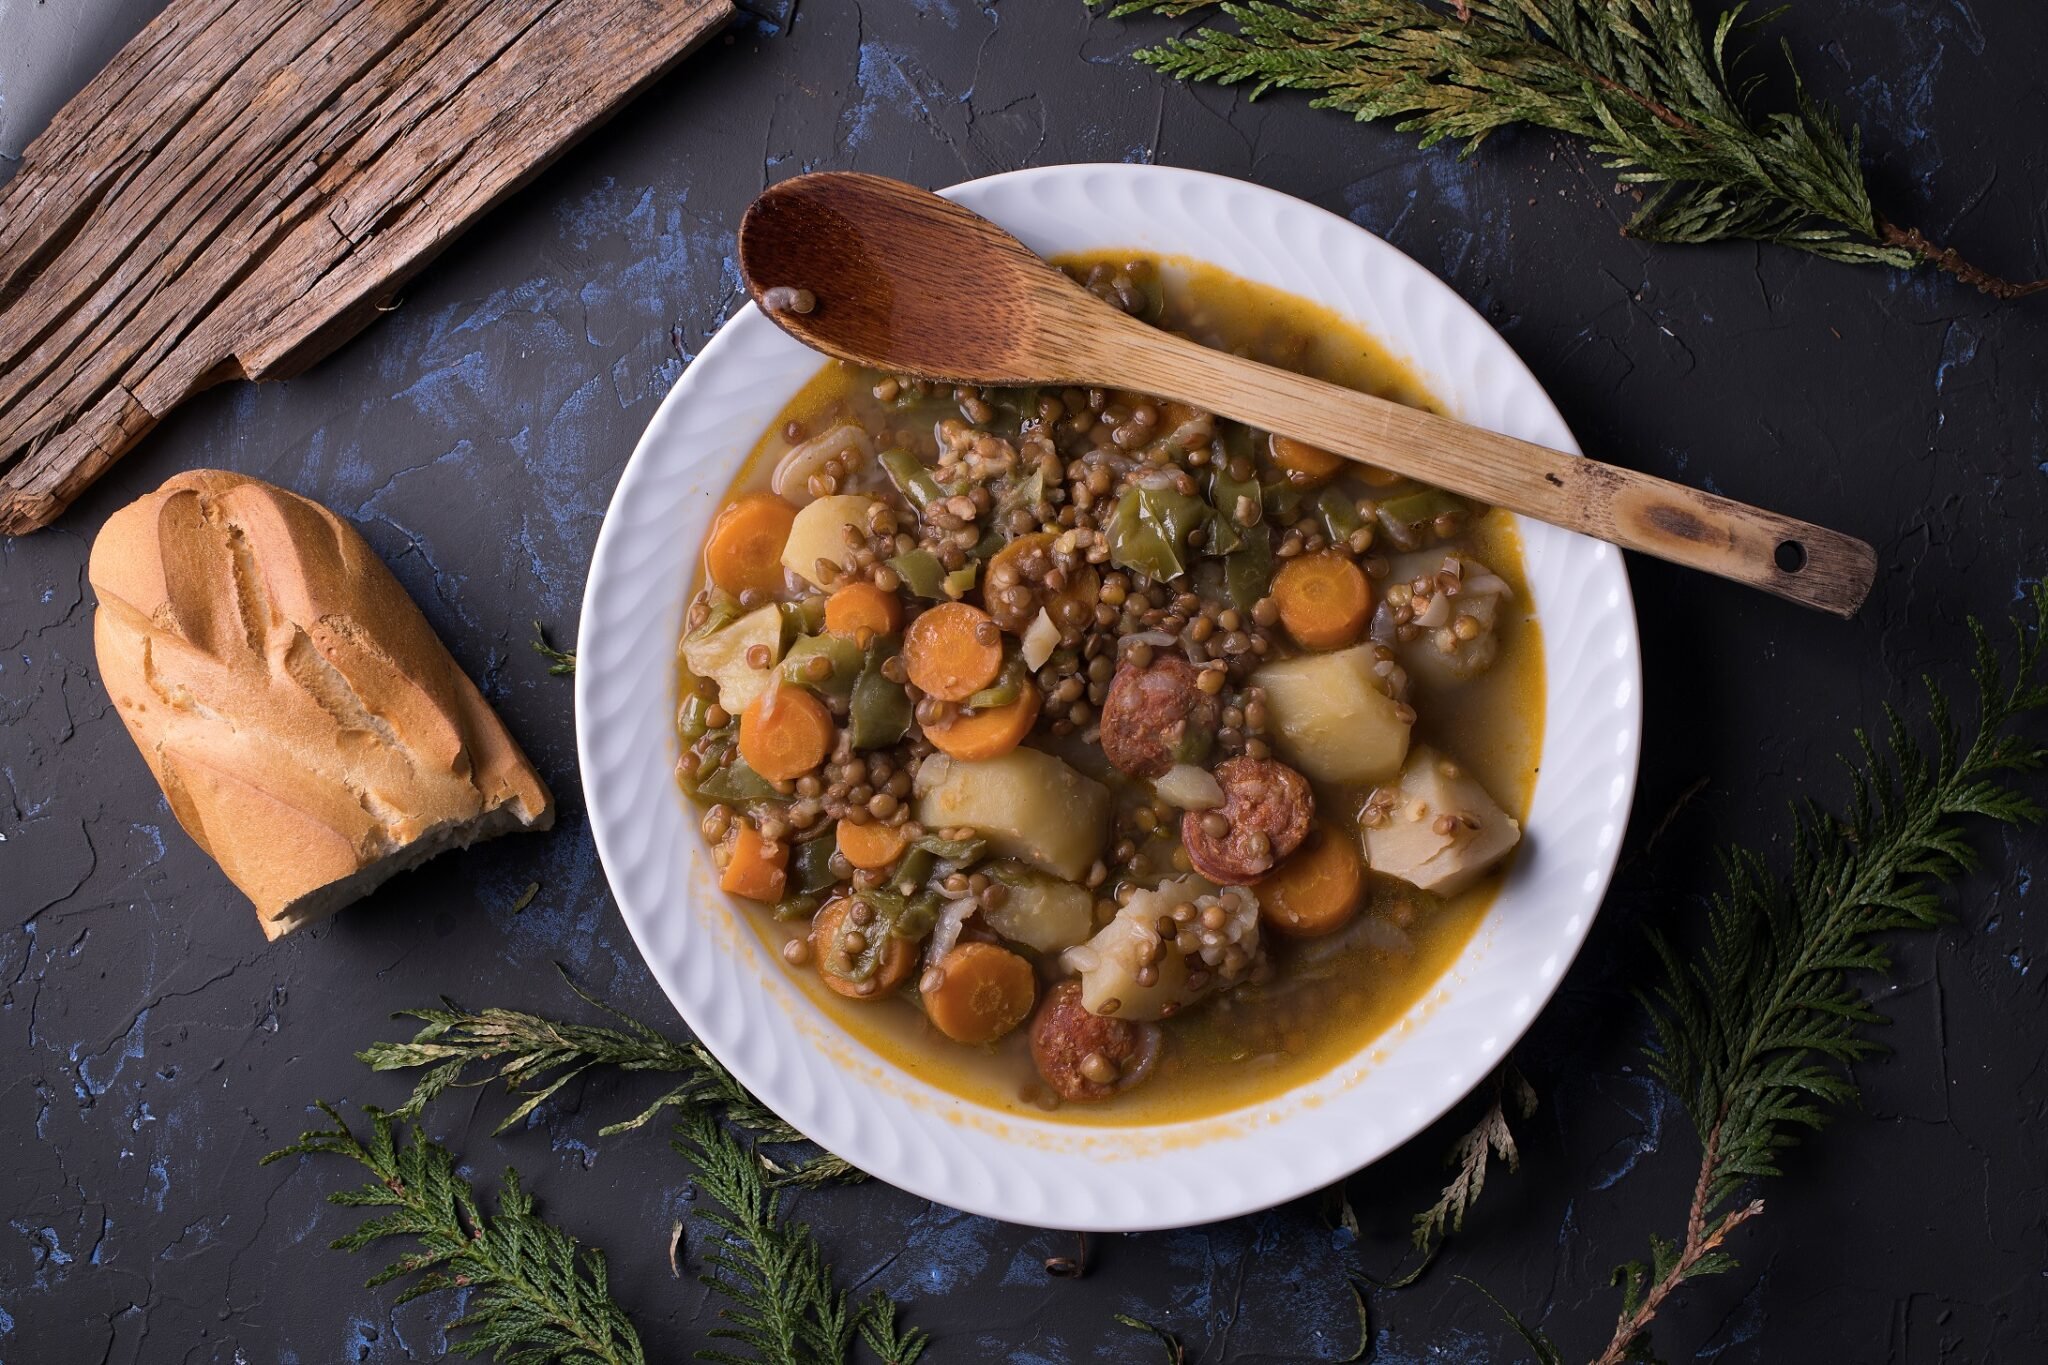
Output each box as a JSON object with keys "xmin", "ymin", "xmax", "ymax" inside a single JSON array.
[
  {"xmin": 772, "ymin": 892, "xmax": 821, "ymax": 923},
  {"xmin": 781, "ymin": 633, "xmax": 863, "ymax": 699},
  {"xmin": 849, "ymin": 636, "xmax": 912, "ymax": 750},
  {"xmin": 963, "ymin": 643, "xmax": 1026, "ymax": 710},
  {"xmin": 694, "ymin": 752, "xmax": 777, "ymax": 803},
  {"xmin": 1224, "ymin": 521, "xmax": 1274, "ymax": 615},
  {"xmin": 822, "ymin": 887, "xmax": 940, "ymax": 985},
  {"xmin": 790, "ymin": 836, "xmax": 839, "ymax": 895},
  {"xmin": 1108, "ymin": 483, "xmax": 1205, "ymax": 582},
  {"xmin": 879, "ymin": 447, "xmax": 945, "ymax": 514},
  {"xmin": 1207, "ymin": 466, "xmax": 1262, "ymax": 556},
  {"xmin": 891, "ymin": 848, "xmax": 936, "ymax": 897},
  {"xmin": 684, "ymin": 588, "xmax": 743, "ymax": 643},
  {"xmin": 943, "ymin": 563, "xmax": 980, "ymax": 599},
  {"xmin": 1375, "ymin": 487, "xmax": 1470, "ymax": 552},
  {"xmin": 1317, "ymin": 487, "xmax": 1365, "ymax": 544},
  {"xmin": 912, "ymin": 832, "xmax": 986, "ymax": 864},
  {"xmin": 677, "ymin": 692, "xmax": 713, "ymax": 741},
  {"xmin": 888, "ymin": 549, "xmax": 948, "ymax": 600}
]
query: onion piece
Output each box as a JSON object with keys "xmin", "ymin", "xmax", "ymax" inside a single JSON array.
[
  {"xmin": 925, "ymin": 897, "xmax": 977, "ymax": 970},
  {"xmin": 1122, "ymin": 629, "xmax": 1179, "ymax": 650},
  {"xmin": 1115, "ymin": 1024, "xmax": 1165, "ymax": 1091},
  {"xmin": 1463, "ymin": 572, "xmax": 1513, "ymax": 599},
  {"xmin": 1415, "ymin": 590, "xmax": 1453, "ymax": 629},
  {"xmin": 913, "ymin": 753, "xmax": 952, "ymax": 797},
  {"xmin": 1153, "ymin": 763, "xmax": 1224, "ymax": 810},
  {"xmin": 772, "ymin": 422, "xmax": 874, "ymax": 502},
  {"xmin": 1022, "ymin": 608, "xmax": 1061, "ymax": 670}
]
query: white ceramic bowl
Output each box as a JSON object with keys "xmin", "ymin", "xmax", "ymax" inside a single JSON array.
[{"xmin": 577, "ymin": 164, "xmax": 1640, "ymax": 1231}]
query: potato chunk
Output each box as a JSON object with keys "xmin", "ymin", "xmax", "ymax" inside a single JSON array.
[
  {"xmin": 1060, "ymin": 875, "xmax": 1260, "ymax": 1021},
  {"xmin": 913, "ymin": 748, "xmax": 1110, "ymax": 881},
  {"xmin": 781, "ymin": 494, "xmax": 880, "ymax": 588},
  {"xmin": 982, "ymin": 862, "xmax": 1097, "ymax": 954},
  {"xmin": 680, "ymin": 605, "xmax": 784, "ymax": 714},
  {"xmin": 1253, "ymin": 644, "xmax": 1411, "ymax": 785},
  {"xmin": 1385, "ymin": 551, "xmax": 1511, "ymax": 689},
  {"xmin": 1361, "ymin": 745, "xmax": 1521, "ymax": 896}
]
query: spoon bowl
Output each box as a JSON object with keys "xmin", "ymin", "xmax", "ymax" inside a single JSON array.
[
  {"xmin": 738, "ymin": 169, "xmax": 1138, "ymax": 385},
  {"xmin": 739, "ymin": 171, "xmax": 1876, "ymax": 618}
]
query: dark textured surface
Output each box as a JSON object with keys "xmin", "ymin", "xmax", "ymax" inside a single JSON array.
[{"xmin": 4, "ymin": 3, "xmax": 2045, "ymax": 1361}]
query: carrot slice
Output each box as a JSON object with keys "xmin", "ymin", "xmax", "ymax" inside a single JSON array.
[
  {"xmin": 836, "ymin": 817, "xmax": 912, "ymax": 871},
  {"xmin": 1268, "ymin": 434, "xmax": 1344, "ymax": 488},
  {"xmin": 1273, "ymin": 551, "xmax": 1372, "ymax": 650},
  {"xmin": 719, "ymin": 825, "xmax": 788, "ymax": 903},
  {"xmin": 1258, "ymin": 823, "xmax": 1363, "ymax": 937},
  {"xmin": 706, "ymin": 493, "xmax": 798, "ymax": 598},
  {"xmin": 902, "ymin": 601, "xmax": 1003, "ymax": 701},
  {"xmin": 924, "ymin": 682, "xmax": 1040, "ymax": 761},
  {"xmin": 737, "ymin": 684, "xmax": 834, "ymax": 781},
  {"xmin": 824, "ymin": 580, "xmax": 903, "ymax": 637},
  {"xmin": 923, "ymin": 941, "xmax": 1037, "ymax": 1044},
  {"xmin": 811, "ymin": 896, "xmax": 918, "ymax": 1000}
]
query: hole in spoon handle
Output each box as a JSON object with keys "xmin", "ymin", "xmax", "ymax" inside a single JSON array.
[{"xmin": 1604, "ymin": 479, "xmax": 1875, "ymax": 618}]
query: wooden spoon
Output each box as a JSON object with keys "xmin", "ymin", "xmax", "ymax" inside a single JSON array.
[{"xmin": 737, "ymin": 172, "xmax": 1875, "ymax": 618}]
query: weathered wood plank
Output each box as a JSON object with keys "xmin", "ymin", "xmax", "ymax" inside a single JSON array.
[
  {"xmin": 0, "ymin": 0, "xmax": 419, "ymax": 449},
  {"xmin": 0, "ymin": 0, "xmax": 735, "ymax": 534}
]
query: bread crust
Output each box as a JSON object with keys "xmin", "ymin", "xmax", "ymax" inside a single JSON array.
[{"xmin": 89, "ymin": 470, "xmax": 554, "ymax": 937}]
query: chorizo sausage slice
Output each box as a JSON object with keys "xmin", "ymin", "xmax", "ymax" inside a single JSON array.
[
  {"xmin": 1099, "ymin": 653, "xmax": 1218, "ymax": 779},
  {"xmin": 1029, "ymin": 980, "xmax": 1157, "ymax": 1102},
  {"xmin": 1181, "ymin": 756, "xmax": 1314, "ymax": 885}
]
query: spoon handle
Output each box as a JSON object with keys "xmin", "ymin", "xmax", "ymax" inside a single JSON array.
[{"xmin": 1090, "ymin": 326, "xmax": 1876, "ymax": 618}]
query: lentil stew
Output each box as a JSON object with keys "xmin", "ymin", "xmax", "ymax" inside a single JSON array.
[{"xmin": 675, "ymin": 254, "xmax": 1545, "ymax": 1125}]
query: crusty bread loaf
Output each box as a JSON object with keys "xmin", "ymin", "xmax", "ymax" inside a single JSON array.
[{"xmin": 89, "ymin": 470, "xmax": 554, "ymax": 939}]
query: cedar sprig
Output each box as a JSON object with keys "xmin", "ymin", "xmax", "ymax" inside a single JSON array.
[
  {"xmin": 1412, "ymin": 1062, "xmax": 1537, "ymax": 1254},
  {"xmin": 532, "ymin": 621, "xmax": 578, "ymax": 676},
  {"xmin": 676, "ymin": 1112, "xmax": 927, "ymax": 1365},
  {"xmin": 264, "ymin": 1103, "xmax": 644, "ymax": 1365},
  {"xmin": 361, "ymin": 969, "xmax": 855, "ymax": 1186},
  {"xmin": 1528, "ymin": 582, "xmax": 2048, "ymax": 1363},
  {"xmin": 1106, "ymin": 1, "xmax": 2046, "ymax": 298}
]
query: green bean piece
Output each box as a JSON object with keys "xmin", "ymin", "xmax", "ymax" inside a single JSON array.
[
  {"xmin": 677, "ymin": 691, "xmax": 714, "ymax": 741},
  {"xmin": 879, "ymin": 447, "xmax": 945, "ymax": 513},
  {"xmin": 780, "ymin": 633, "xmax": 863, "ymax": 699},
  {"xmin": 849, "ymin": 637, "xmax": 913, "ymax": 750},
  {"xmin": 887, "ymin": 549, "xmax": 948, "ymax": 600}
]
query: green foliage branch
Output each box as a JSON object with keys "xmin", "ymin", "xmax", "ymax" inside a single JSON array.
[
  {"xmin": 1574, "ymin": 582, "xmax": 2048, "ymax": 1362},
  {"xmin": 1105, "ymin": 0, "xmax": 2045, "ymax": 298},
  {"xmin": 264, "ymin": 1103, "xmax": 644, "ymax": 1365},
  {"xmin": 361, "ymin": 968, "xmax": 854, "ymax": 1186}
]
